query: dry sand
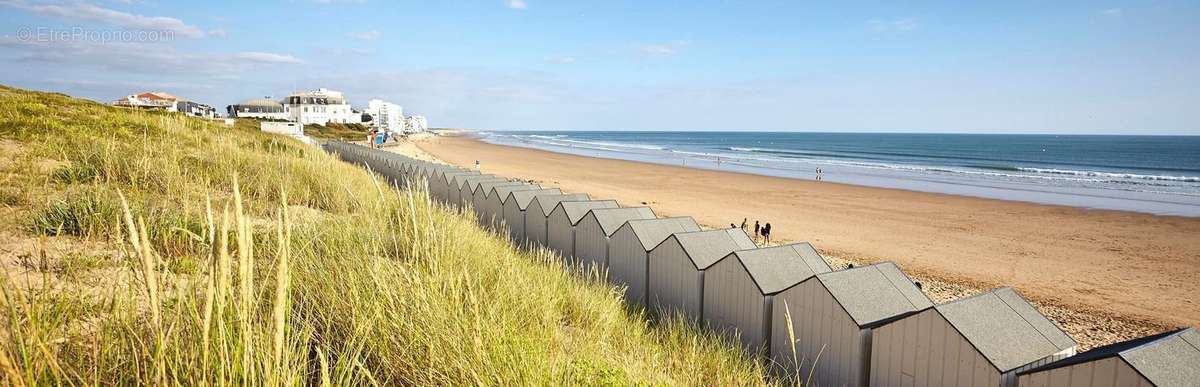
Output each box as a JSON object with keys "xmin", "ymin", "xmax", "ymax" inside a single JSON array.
[{"xmin": 399, "ymin": 134, "xmax": 1200, "ymax": 349}]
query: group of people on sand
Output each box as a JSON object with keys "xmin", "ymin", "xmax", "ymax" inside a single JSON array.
[
  {"xmin": 732, "ymin": 218, "xmax": 772, "ymax": 245},
  {"xmin": 368, "ymin": 129, "xmax": 390, "ymax": 149}
]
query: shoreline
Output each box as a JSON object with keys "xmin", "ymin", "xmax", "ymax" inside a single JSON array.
[
  {"xmin": 477, "ymin": 132, "xmax": 1200, "ymax": 218},
  {"xmin": 397, "ymin": 134, "xmax": 1200, "ymax": 349}
]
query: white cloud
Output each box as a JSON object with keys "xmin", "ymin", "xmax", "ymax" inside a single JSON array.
[
  {"xmin": 314, "ymin": 46, "xmax": 374, "ymax": 57},
  {"xmin": 506, "ymin": 0, "xmax": 526, "ymax": 9},
  {"xmin": 207, "ymin": 28, "xmax": 227, "ymax": 37},
  {"xmin": 638, "ymin": 40, "xmax": 689, "ymax": 58},
  {"xmin": 233, "ymin": 51, "xmax": 304, "ymax": 64},
  {"xmin": 867, "ymin": 18, "xmax": 920, "ymax": 32},
  {"xmin": 546, "ymin": 56, "xmax": 576, "ymax": 64},
  {"xmin": 1102, "ymin": 8, "xmax": 1122, "ymax": 16},
  {"xmin": 0, "ymin": 35, "xmax": 304, "ymax": 74},
  {"xmin": 45, "ymin": 78, "xmax": 216, "ymax": 92},
  {"xmin": 0, "ymin": 0, "xmax": 207, "ymax": 38},
  {"xmin": 347, "ymin": 29, "xmax": 381, "ymax": 41}
]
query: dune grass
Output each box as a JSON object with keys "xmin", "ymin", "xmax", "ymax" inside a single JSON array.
[{"xmin": 0, "ymin": 85, "xmax": 775, "ymax": 385}]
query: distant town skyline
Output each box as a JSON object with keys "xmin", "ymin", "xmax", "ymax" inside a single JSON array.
[{"xmin": 1, "ymin": 0, "xmax": 1198, "ymax": 135}]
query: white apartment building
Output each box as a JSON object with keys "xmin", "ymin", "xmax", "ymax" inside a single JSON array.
[
  {"xmin": 282, "ymin": 88, "xmax": 360, "ymax": 125},
  {"xmin": 405, "ymin": 115, "xmax": 428, "ymax": 133},
  {"xmin": 366, "ymin": 99, "xmax": 404, "ymax": 133},
  {"xmin": 227, "ymin": 98, "xmax": 288, "ymax": 120}
]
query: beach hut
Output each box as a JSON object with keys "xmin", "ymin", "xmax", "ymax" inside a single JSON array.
[
  {"xmin": 545, "ymin": 200, "xmax": 618, "ymax": 259},
  {"xmin": 647, "ymin": 229, "xmax": 757, "ymax": 322},
  {"xmin": 419, "ymin": 165, "xmax": 447, "ymax": 193},
  {"xmin": 524, "ymin": 193, "xmax": 591, "ymax": 247},
  {"xmin": 460, "ymin": 175, "xmax": 507, "ymax": 210},
  {"xmin": 704, "ymin": 243, "xmax": 832, "ymax": 355},
  {"xmin": 608, "ymin": 217, "xmax": 701, "ymax": 306},
  {"xmin": 405, "ymin": 161, "xmax": 434, "ymax": 191},
  {"xmin": 433, "ymin": 170, "xmax": 478, "ymax": 202},
  {"xmin": 572, "ymin": 207, "xmax": 656, "ymax": 272},
  {"xmin": 418, "ymin": 164, "xmax": 452, "ymax": 191},
  {"xmin": 428, "ymin": 166, "xmax": 460, "ymax": 189},
  {"xmin": 436, "ymin": 171, "xmax": 477, "ymax": 204},
  {"xmin": 473, "ymin": 181, "xmax": 528, "ymax": 226},
  {"xmin": 483, "ymin": 183, "xmax": 540, "ymax": 230},
  {"xmin": 451, "ymin": 174, "xmax": 497, "ymax": 209},
  {"xmin": 769, "ymin": 262, "xmax": 933, "ymax": 387},
  {"xmin": 501, "ymin": 188, "xmax": 562, "ymax": 243},
  {"xmin": 1017, "ymin": 327, "xmax": 1198, "ymax": 387},
  {"xmin": 870, "ymin": 287, "xmax": 1077, "ymax": 387},
  {"xmin": 376, "ymin": 157, "xmax": 406, "ymax": 187}
]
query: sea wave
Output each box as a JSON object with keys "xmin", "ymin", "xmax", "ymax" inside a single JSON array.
[
  {"xmin": 1018, "ymin": 167, "xmax": 1200, "ymax": 183},
  {"xmin": 492, "ymin": 135, "xmax": 1200, "ymax": 190},
  {"xmin": 516, "ymin": 135, "xmax": 666, "ymax": 151},
  {"xmin": 725, "ymin": 146, "xmax": 1200, "ymax": 185},
  {"xmin": 521, "ymin": 138, "xmax": 622, "ymax": 153},
  {"xmin": 557, "ymin": 138, "xmax": 666, "ymax": 151}
]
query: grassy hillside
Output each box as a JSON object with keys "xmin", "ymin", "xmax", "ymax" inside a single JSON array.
[
  {"xmin": 0, "ymin": 85, "xmax": 774, "ymax": 385},
  {"xmin": 304, "ymin": 122, "xmax": 371, "ymax": 141}
]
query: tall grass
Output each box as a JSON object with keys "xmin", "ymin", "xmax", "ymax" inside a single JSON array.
[{"xmin": 0, "ymin": 85, "xmax": 773, "ymax": 385}]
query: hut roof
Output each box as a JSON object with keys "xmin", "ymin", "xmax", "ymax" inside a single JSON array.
[
  {"xmin": 1019, "ymin": 327, "xmax": 1198, "ymax": 385},
  {"xmin": 476, "ymin": 180, "xmax": 523, "ymax": 197},
  {"xmin": 463, "ymin": 175, "xmax": 506, "ymax": 192},
  {"xmin": 455, "ymin": 174, "xmax": 496, "ymax": 189},
  {"xmin": 555, "ymin": 200, "xmax": 619, "ymax": 224},
  {"xmin": 586, "ymin": 207, "xmax": 656, "ymax": 236},
  {"xmin": 492, "ymin": 184, "xmax": 541, "ymax": 203},
  {"xmin": 666, "ymin": 229, "xmax": 757, "ymax": 270},
  {"xmin": 730, "ymin": 243, "xmax": 832, "ymax": 295},
  {"xmin": 621, "ymin": 217, "xmax": 701, "ymax": 250},
  {"xmin": 507, "ymin": 189, "xmax": 563, "ymax": 210},
  {"xmin": 814, "ymin": 262, "xmax": 933, "ymax": 328},
  {"xmin": 937, "ymin": 287, "xmax": 1077, "ymax": 372},
  {"xmin": 531, "ymin": 193, "xmax": 591, "ymax": 216},
  {"xmin": 440, "ymin": 170, "xmax": 479, "ymax": 183}
]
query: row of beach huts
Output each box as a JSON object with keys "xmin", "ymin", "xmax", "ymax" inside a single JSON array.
[{"xmin": 325, "ymin": 142, "xmax": 1199, "ymax": 387}]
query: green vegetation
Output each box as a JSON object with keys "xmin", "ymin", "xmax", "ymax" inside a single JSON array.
[
  {"xmin": 0, "ymin": 85, "xmax": 774, "ymax": 385},
  {"xmin": 303, "ymin": 122, "xmax": 370, "ymax": 141}
]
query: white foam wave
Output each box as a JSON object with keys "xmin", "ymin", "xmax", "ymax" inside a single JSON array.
[
  {"xmin": 554, "ymin": 138, "xmax": 665, "ymax": 151},
  {"xmin": 1018, "ymin": 167, "xmax": 1200, "ymax": 183}
]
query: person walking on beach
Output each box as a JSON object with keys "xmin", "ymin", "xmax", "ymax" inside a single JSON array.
[
  {"xmin": 740, "ymin": 218, "xmax": 747, "ymax": 232},
  {"xmin": 762, "ymin": 222, "xmax": 772, "ymax": 245},
  {"xmin": 753, "ymin": 221, "xmax": 761, "ymax": 242},
  {"xmin": 368, "ymin": 130, "xmax": 377, "ymax": 148}
]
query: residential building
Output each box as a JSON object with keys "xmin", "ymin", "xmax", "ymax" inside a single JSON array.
[
  {"xmin": 405, "ymin": 114, "xmax": 428, "ymax": 133},
  {"xmin": 112, "ymin": 92, "xmax": 179, "ymax": 112},
  {"xmin": 113, "ymin": 91, "xmax": 214, "ymax": 118},
  {"xmin": 365, "ymin": 99, "xmax": 403, "ymax": 132},
  {"xmin": 177, "ymin": 100, "xmax": 216, "ymax": 118},
  {"xmin": 282, "ymin": 88, "xmax": 359, "ymax": 125},
  {"xmin": 227, "ymin": 98, "xmax": 287, "ymax": 120}
]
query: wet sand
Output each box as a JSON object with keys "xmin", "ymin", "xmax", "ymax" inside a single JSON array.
[{"xmin": 408, "ymin": 134, "xmax": 1200, "ymax": 348}]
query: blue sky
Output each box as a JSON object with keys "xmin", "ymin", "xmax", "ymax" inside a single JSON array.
[{"xmin": 1, "ymin": 0, "xmax": 1198, "ymax": 134}]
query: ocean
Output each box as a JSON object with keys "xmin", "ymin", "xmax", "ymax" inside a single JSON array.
[{"xmin": 476, "ymin": 131, "xmax": 1200, "ymax": 217}]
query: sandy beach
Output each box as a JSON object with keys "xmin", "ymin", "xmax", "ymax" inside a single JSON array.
[{"xmin": 403, "ymin": 134, "xmax": 1200, "ymax": 349}]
